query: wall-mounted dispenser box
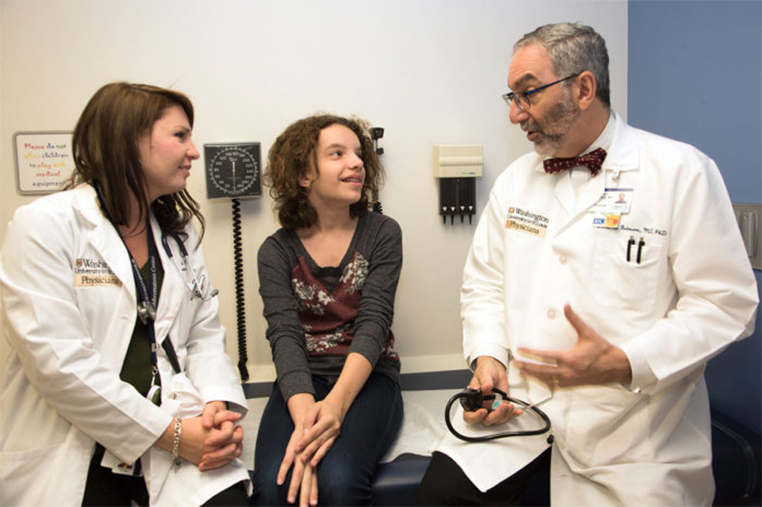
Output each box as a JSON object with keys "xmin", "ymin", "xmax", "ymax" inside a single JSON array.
[{"xmin": 433, "ymin": 144, "xmax": 483, "ymax": 224}]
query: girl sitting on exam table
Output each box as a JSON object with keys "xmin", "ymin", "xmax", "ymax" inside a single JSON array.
[
  {"xmin": 252, "ymin": 114, "xmax": 403, "ymax": 506},
  {"xmin": 0, "ymin": 82, "xmax": 250, "ymax": 507}
]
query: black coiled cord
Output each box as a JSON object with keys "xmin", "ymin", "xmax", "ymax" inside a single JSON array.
[
  {"xmin": 232, "ymin": 198, "xmax": 249, "ymax": 381},
  {"xmin": 445, "ymin": 388, "xmax": 553, "ymax": 443},
  {"xmin": 371, "ymin": 126, "xmax": 384, "ymax": 215}
]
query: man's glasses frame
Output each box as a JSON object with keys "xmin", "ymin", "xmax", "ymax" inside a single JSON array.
[{"xmin": 502, "ymin": 72, "xmax": 581, "ymax": 111}]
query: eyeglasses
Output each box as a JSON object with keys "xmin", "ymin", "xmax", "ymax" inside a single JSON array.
[{"xmin": 502, "ymin": 72, "xmax": 581, "ymax": 111}]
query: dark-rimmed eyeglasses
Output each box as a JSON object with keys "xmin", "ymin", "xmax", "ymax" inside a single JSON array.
[{"xmin": 502, "ymin": 72, "xmax": 581, "ymax": 111}]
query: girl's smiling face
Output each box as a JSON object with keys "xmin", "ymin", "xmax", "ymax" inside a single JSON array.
[{"xmin": 300, "ymin": 123, "xmax": 365, "ymax": 211}]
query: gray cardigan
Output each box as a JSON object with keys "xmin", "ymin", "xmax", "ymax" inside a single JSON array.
[{"xmin": 257, "ymin": 212, "xmax": 402, "ymax": 400}]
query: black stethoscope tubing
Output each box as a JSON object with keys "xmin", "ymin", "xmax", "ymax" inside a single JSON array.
[{"xmin": 445, "ymin": 388, "xmax": 554, "ymax": 444}]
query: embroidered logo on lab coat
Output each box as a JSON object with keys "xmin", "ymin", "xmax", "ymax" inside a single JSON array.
[
  {"xmin": 74, "ymin": 258, "xmax": 122, "ymax": 287},
  {"xmin": 505, "ymin": 207, "xmax": 548, "ymax": 238}
]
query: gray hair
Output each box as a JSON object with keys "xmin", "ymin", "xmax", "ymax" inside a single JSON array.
[{"xmin": 515, "ymin": 22, "xmax": 610, "ymax": 107}]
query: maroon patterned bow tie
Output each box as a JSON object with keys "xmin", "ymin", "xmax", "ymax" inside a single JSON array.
[{"xmin": 543, "ymin": 148, "xmax": 607, "ymax": 176}]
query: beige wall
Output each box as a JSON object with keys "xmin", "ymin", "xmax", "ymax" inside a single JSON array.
[{"xmin": 0, "ymin": 0, "xmax": 628, "ymax": 381}]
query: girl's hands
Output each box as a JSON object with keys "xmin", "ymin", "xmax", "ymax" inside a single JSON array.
[
  {"xmin": 280, "ymin": 394, "xmax": 318, "ymax": 504},
  {"xmin": 295, "ymin": 395, "xmax": 344, "ymax": 468},
  {"xmin": 298, "ymin": 462, "xmax": 319, "ymax": 507},
  {"xmin": 279, "ymin": 353, "xmax": 373, "ymax": 503}
]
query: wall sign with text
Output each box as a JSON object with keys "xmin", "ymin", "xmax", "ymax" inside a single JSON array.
[{"xmin": 14, "ymin": 132, "xmax": 76, "ymax": 195}]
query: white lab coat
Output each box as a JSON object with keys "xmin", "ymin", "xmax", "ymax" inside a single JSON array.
[
  {"xmin": 0, "ymin": 185, "xmax": 249, "ymax": 507},
  {"xmin": 436, "ymin": 113, "xmax": 758, "ymax": 506}
]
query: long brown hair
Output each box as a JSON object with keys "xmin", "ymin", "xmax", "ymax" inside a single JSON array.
[
  {"xmin": 65, "ymin": 82, "xmax": 204, "ymax": 237},
  {"xmin": 263, "ymin": 114, "xmax": 384, "ymax": 230}
]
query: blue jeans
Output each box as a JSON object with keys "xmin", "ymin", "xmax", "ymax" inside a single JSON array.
[{"xmin": 252, "ymin": 373, "xmax": 403, "ymax": 506}]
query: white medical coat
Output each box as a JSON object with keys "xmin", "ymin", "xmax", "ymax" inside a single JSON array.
[
  {"xmin": 436, "ymin": 113, "xmax": 758, "ymax": 506},
  {"xmin": 0, "ymin": 185, "xmax": 249, "ymax": 507}
]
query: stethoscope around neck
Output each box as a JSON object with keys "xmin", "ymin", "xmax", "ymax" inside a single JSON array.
[
  {"xmin": 160, "ymin": 232, "xmax": 219, "ymax": 302},
  {"xmin": 92, "ymin": 181, "xmax": 218, "ymax": 303}
]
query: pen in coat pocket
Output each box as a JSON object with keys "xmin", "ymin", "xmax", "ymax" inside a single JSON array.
[{"xmin": 637, "ymin": 237, "xmax": 645, "ymax": 264}]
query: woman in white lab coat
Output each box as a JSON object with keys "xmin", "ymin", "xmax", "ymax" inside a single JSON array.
[{"xmin": 0, "ymin": 82, "xmax": 250, "ymax": 506}]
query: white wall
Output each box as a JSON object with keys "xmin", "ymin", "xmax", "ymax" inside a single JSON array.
[{"xmin": 0, "ymin": 0, "xmax": 628, "ymax": 381}]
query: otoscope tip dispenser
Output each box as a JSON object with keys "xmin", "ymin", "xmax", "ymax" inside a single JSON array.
[{"xmin": 433, "ymin": 144, "xmax": 483, "ymax": 224}]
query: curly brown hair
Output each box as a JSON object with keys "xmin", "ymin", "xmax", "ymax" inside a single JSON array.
[{"xmin": 263, "ymin": 114, "xmax": 384, "ymax": 230}]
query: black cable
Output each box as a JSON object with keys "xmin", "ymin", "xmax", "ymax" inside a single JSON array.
[
  {"xmin": 371, "ymin": 126, "xmax": 384, "ymax": 214},
  {"xmin": 231, "ymin": 198, "xmax": 249, "ymax": 381},
  {"xmin": 445, "ymin": 388, "xmax": 553, "ymax": 443}
]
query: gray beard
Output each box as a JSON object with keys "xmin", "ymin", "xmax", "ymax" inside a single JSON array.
[{"xmin": 528, "ymin": 97, "xmax": 581, "ymax": 157}]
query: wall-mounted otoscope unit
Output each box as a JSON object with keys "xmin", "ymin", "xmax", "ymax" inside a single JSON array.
[{"xmin": 433, "ymin": 144, "xmax": 483, "ymax": 224}]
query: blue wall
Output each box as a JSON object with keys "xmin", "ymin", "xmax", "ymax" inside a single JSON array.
[{"xmin": 629, "ymin": 0, "xmax": 761, "ymax": 434}]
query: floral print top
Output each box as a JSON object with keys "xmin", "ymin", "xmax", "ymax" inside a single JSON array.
[
  {"xmin": 293, "ymin": 251, "xmax": 398, "ymax": 361},
  {"xmin": 258, "ymin": 212, "xmax": 402, "ymax": 400}
]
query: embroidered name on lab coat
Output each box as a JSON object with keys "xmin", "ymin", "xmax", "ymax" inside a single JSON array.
[
  {"xmin": 505, "ymin": 207, "xmax": 548, "ymax": 238},
  {"xmin": 74, "ymin": 258, "xmax": 122, "ymax": 287}
]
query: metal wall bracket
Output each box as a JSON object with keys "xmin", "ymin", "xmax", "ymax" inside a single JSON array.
[{"xmin": 733, "ymin": 203, "xmax": 762, "ymax": 270}]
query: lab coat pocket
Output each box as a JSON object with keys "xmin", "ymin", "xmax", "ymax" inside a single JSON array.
[
  {"xmin": 1, "ymin": 444, "xmax": 67, "ymax": 504},
  {"xmin": 590, "ymin": 233, "xmax": 662, "ymax": 308},
  {"xmin": 564, "ymin": 386, "xmax": 651, "ymax": 467}
]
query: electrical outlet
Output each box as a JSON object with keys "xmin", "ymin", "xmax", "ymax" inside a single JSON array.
[{"xmin": 733, "ymin": 203, "xmax": 761, "ymax": 270}]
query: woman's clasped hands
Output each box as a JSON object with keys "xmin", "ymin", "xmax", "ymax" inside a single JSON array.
[{"xmin": 161, "ymin": 401, "xmax": 244, "ymax": 472}]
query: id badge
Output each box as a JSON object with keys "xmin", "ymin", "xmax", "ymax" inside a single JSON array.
[
  {"xmin": 590, "ymin": 213, "xmax": 621, "ymax": 229},
  {"xmin": 590, "ymin": 188, "xmax": 633, "ymax": 215}
]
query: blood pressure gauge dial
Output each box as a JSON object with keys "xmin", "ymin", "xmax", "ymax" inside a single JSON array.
[{"xmin": 204, "ymin": 143, "xmax": 261, "ymax": 199}]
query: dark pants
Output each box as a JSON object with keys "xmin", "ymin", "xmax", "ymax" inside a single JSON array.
[
  {"xmin": 416, "ymin": 448, "xmax": 551, "ymax": 506},
  {"xmin": 82, "ymin": 445, "xmax": 249, "ymax": 506},
  {"xmin": 252, "ymin": 373, "xmax": 403, "ymax": 506}
]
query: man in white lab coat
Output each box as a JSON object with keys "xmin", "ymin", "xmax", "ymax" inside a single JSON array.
[{"xmin": 418, "ymin": 22, "xmax": 758, "ymax": 506}]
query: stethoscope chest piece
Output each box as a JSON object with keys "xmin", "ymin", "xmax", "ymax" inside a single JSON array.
[
  {"xmin": 137, "ymin": 300, "xmax": 157, "ymax": 324},
  {"xmin": 161, "ymin": 232, "xmax": 219, "ymax": 302}
]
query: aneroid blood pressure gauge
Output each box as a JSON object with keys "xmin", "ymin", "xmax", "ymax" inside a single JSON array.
[
  {"xmin": 202, "ymin": 142, "xmax": 261, "ymax": 381},
  {"xmin": 204, "ymin": 143, "xmax": 261, "ymax": 199}
]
